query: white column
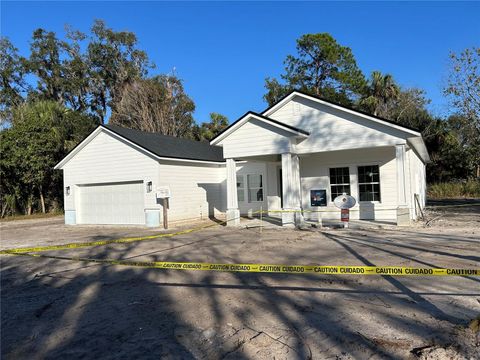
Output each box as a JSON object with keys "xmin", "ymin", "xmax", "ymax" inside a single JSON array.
[
  {"xmin": 395, "ymin": 144, "xmax": 410, "ymax": 225},
  {"xmin": 281, "ymin": 153, "xmax": 302, "ymax": 227},
  {"xmin": 395, "ymin": 144, "xmax": 407, "ymax": 206},
  {"xmin": 226, "ymin": 158, "xmax": 240, "ymax": 226}
]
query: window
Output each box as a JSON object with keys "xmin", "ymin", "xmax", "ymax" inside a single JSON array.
[
  {"xmin": 358, "ymin": 165, "xmax": 381, "ymax": 201},
  {"xmin": 247, "ymin": 174, "xmax": 263, "ymax": 202},
  {"xmin": 237, "ymin": 175, "xmax": 245, "ymax": 202},
  {"xmin": 329, "ymin": 167, "xmax": 350, "ymax": 201}
]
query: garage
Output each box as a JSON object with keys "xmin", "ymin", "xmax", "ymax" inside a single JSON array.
[{"xmin": 77, "ymin": 181, "xmax": 145, "ymax": 225}]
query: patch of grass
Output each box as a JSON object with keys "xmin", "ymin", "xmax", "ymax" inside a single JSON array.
[
  {"xmin": 427, "ymin": 180, "xmax": 480, "ymax": 199},
  {"xmin": 0, "ymin": 211, "xmax": 63, "ymax": 223}
]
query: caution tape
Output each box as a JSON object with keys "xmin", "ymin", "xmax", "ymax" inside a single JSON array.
[
  {"xmin": 1, "ymin": 203, "xmax": 478, "ymax": 255},
  {"xmin": 6, "ymin": 252, "xmax": 480, "ymax": 276},
  {"xmin": 261, "ymin": 208, "xmax": 398, "ymax": 213},
  {"xmin": 0, "ymin": 209, "xmax": 263, "ymax": 254},
  {"xmin": 0, "ymin": 209, "xmax": 296, "ymax": 254},
  {"xmin": 0, "ymin": 220, "xmax": 223, "ymax": 255}
]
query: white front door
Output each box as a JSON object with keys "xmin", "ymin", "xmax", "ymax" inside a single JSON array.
[{"xmin": 78, "ymin": 181, "xmax": 145, "ymax": 225}]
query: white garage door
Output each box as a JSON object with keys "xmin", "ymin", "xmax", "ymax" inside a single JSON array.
[{"xmin": 78, "ymin": 181, "xmax": 145, "ymax": 225}]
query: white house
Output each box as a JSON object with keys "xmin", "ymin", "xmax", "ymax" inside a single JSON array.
[{"xmin": 55, "ymin": 90, "xmax": 429, "ymax": 227}]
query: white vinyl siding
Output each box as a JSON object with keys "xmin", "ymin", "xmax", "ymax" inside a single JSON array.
[
  {"xmin": 78, "ymin": 181, "xmax": 144, "ymax": 224},
  {"xmin": 157, "ymin": 161, "xmax": 225, "ymax": 222},
  {"xmin": 408, "ymin": 148, "xmax": 427, "ymax": 219},
  {"xmin": 268, "ymin": 96, "xmax": 408, "ymax": 153},
  {"xmin": 63, "ymin": 130, "xmax": 160, "ymax": 217},
  {"xmin": 300, "ymin": 147, "xmax": 397, "ymax": 221},
  {"xmin": 222, "ymin": 119, "xmax": 293, "ymax": 159}
]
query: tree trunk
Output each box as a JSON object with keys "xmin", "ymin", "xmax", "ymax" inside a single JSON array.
[
  {"xmin": 39, "ymin": 187, "xmax": 46, "ymax": 213},
  {"xmin": 26, "ymin": 194, "xmax": 33, "ymax": 215}
]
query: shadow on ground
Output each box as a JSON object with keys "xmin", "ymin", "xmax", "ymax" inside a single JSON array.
[{"xmin": 1, "ymin": 221, "xmax": 479, "ymax": 359}]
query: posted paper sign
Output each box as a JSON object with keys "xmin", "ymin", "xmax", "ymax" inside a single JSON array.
[
  {"xmin": 156, "ymin": 186, "xmax": 171, "ymax": 198},
  {"xmin": 310, "ymin": 189, "xmax": 327, "ymax": 207}
]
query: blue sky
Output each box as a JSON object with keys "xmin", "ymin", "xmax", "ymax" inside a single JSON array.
[{"xmin": 1, "ymin": 1, "xmax": 479, "ymax": 123}]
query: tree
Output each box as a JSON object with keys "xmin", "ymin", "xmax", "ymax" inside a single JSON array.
[
  {"xmin": 0, "ymin": 101, "xmax": 96, "ymax": 215},
  {"xmin": 193, "ymin": 112, "xmax": 229, "ymax": 141},
  {"xmin": 444, "ymin": 47, "xmax": 480, "ymax": 131},
  {"xmin": 426, "ymin": 119, "xmax": 477, "ymax": 182},
  {"xmin": 264, "ymin": 33, "xmax": 366, "ymax": 106},
  {"xmin": 62, "ymin": 26, "xmax": 91, "ymax": 114},
  {"xmin": 88, "ymin": 20, "xmax": 152, "ymax": 122},
  {"xmin": 359, "ymin": 71, "xmax": 400, "ymax": 117},
  {"xmin": 7, "ymin": 20, "xmax": 152, "ymax": 124},
  {"xmin": 0, "ymin": 38, "xmax": 29, "ymax": 124},
  {"xmin": 263, "ymin": 78, "xmax": 293, "ymax": 108},
  {"xmin": 26, "ymin": 29, "xmax": 68, "ymax": 105},
  {"xmin": 444, "ymin": 47, "xmax": 480, "ymax": 177},
  {"xmin": 109, "ymin": 75, "xmax": 195, "ymax": 138}
]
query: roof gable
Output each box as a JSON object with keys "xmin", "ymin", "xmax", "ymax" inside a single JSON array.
[
  {"xmin": 210, "ymin": 111, "xmax": 309, "ymax": 145},
  {"xmin": 260, "ymin": 90, "xmax": 429, "ymax": 162},
  {"xmin": 263, "ymin": 90, "xmax": 422, "ymax": 137},
  {"xmin": 55, "ymin": 125, "xmax": 225, "ymax": 169}
]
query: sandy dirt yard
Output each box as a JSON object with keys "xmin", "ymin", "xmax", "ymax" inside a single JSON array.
[{"xmin": 1, "ymin": 202, "xmax": 479, "ymax": 360}]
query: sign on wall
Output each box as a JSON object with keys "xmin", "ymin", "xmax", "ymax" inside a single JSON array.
[{"xmin": 310, "ymin": 189, "xmax": 327, "ymax": 207}]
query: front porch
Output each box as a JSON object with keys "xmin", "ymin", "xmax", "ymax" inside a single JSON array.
[
  {"xmin": 208, "ymin": 101, "xmax": 427, "ymax": 228},
  {"xmin": 241, "ymin": 214, "xmax": 397, "ymax": 230},
  {"xmin": 224, "ymin": 145, "xmax": 413, "ymax": 227}
]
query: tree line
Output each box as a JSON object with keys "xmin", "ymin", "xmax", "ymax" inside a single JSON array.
[
  {"xmin": 264, "ymin": 34, "xmax": 479, "ymax": 185},
  {"xmin": 0, "ymin": 20, "xmax": 229, "ymax": 216},
  {"xmin": 0, "ymin": 24, "xmax": 478, "ymax": 216}
]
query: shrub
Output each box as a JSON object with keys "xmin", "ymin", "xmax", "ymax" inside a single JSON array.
[{"xmin": 427, "ymin": 180, "xmax": 480, "ymax": 199}]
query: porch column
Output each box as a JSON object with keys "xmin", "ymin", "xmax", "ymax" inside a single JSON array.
[
  {"xmin": 226, "ymin": 158, "xmax": 240, "ymax": 226},
  {"xmin": 395, "ymin": 144, "xmax": 410, "ymax": 225},
  {"xmin": 281, "ymin": 153, "xmax": 302, "ymax": 227}
]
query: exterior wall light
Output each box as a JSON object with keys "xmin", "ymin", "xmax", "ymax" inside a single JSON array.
[
  {"xmin": 146, "ymin": 181, "xmax": 152, "ymax": 193},
  {"xmin": 66, "ymin": 186, "xmax": 71, "ymax": 196}
]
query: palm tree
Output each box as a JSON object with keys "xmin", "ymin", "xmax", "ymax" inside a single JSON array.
[{"xmin": 360, "ymin": 71, "xmax": 400, "ymax": 117}]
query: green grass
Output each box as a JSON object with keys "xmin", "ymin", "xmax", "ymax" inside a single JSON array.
[
  {"xmin": 0, "ymin": 211, "xmax": 63, "ymax": 223},
  {"xmin": 427, "ymin": 180, "xmax": 480, "ymax": 199}
]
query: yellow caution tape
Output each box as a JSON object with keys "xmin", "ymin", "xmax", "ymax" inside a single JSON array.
[
  {"xmin": 0, "ymin": 221, "xmax": 222, "ymax": 254},
  {"xmin": 0, "ymin": 209, "xmax": 297, "ymax": 254},
  {"xmin": 6, "ymin": 252, "xmax": 479, "ymax": 276},
  {"xmin": 1, "ymin": 203, "xmax": 477, "ymax": 255}
]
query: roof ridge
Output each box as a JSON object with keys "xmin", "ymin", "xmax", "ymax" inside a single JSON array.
[
  {"xmin": 261, "ymin": 89, "xmax": 421, "ymax": 133},
  {"xmin": 101, "ymin": 124, "xmax": 224, "ymax": 162},
  {"xmin": 104, "ymin": 124, "xmax": 213, "ymax": 145},
  {"xmin": 247, "ymin": 111, "xmax": 310, "ymax": 135}
]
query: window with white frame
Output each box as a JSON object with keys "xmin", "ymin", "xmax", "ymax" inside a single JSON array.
[
  {"xmin": 247, "ymin": 174, "xmax": 263, "ymax": 202},
  {"xmin": 236, "ymin": 175, "xmax": 245, "ymax": 202},
  {"xmin": 329, "ymin": 167, "xmax": 350, "ymax": 201},
  {"xmin": 358, "ymin": 165, "xmax": 381, "ymax": 201}
]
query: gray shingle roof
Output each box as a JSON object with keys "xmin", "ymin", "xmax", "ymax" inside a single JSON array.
[{"xmin": 104, "ymin": 125, "xmax": 224, "ymax": 162}]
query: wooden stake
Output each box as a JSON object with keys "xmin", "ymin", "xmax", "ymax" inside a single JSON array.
[
  {"xmin": 414, "ymin": 194, "xmax": 425, "ymax": 221},
  {"xmin": 260, "ymin": 205, "xmax": 263, "ymax": 234},
  {"xmin": 163, "ymin": 198, "xmax": 169, "ymax": 229}
]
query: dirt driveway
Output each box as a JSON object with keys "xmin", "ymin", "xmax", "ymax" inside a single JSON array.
[{"xmin": 1, "ymin": 205, "xmax": 479, "ymax": 359}]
